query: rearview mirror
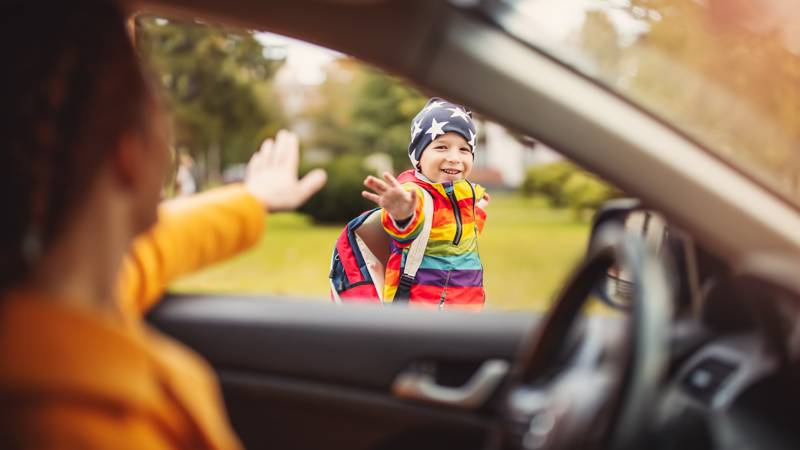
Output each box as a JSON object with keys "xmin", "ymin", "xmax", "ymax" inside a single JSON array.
[{"xmin": 589, "ymin": 199, "xmax": 668, "ymax": 309}]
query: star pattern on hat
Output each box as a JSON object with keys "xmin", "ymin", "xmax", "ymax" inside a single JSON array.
[
  {"xmin": 422, "ymin": 100, "xmax": 445, "ymax": 114},
  {"xmin": 426, "ymin": 118, "xmax": 448, "ymax": 140},
  {"xmin": 468, "ymin": 129, "xmax": 476, "ymax": 148},
  {"xmin": 448, "ymin": 107, "xmax": 470, "ymax": 122},
  {"xmin": 411, "ymin": 120, "xmax": 423, "ymax": 139}
]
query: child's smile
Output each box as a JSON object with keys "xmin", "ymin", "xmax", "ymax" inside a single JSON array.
[{"xmin": 419, "ymin": 132, "xmax": 473, "ymax": 183}]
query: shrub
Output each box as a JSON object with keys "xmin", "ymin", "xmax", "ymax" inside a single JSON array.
[
  {"xmin": 521, "ymin": 161, "xmax": 620, "ymax": 216},
  {"xmin": 561, "ymin": 171, "xmax": 620, "ymax": 219},
  {"xmin": 300, "ymin": 155, "xmax": 375, "ymax": 223},
  {"xmin": 521, "ymin": 161, "xmax": 575, "ymax": 207}
]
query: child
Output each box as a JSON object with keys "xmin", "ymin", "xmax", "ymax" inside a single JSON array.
[{"xmin": 362, "ymin": 98, "xmax": 489, "ymax": 309}]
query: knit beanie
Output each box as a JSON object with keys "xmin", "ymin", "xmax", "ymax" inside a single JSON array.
[{"xmin": 408, "ymin": 97, "xmax": 477, "ymax": 168}]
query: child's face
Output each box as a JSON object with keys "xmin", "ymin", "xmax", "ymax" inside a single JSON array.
[{"xmin": 418, "ymin": 132, "xmax": 474, "ymax": 183}]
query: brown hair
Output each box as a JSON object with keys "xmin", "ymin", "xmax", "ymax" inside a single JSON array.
[{"xmin": 0, "ymin": 0, "xmax": 151, "ymax": 289}]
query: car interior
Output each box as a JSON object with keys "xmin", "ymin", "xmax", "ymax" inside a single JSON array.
[{"xmin": 124, "ymin": 0, "xmax": 800, "ymax": 449}]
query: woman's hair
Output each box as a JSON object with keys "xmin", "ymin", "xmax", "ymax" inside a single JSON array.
[{"xmin": 0, "ymin": 0, "xmax": 152, "ymax": 289}]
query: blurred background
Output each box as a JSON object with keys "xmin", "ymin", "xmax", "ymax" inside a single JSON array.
[{"xmin": 135, "ymin": 16, "xmax": 620, "ymax": 311}]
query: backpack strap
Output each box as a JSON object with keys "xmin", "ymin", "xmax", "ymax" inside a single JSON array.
[
  {"xmin": 329, "ymin": 251, "xmax": 343, "ymax": 304},
  {"xmin": 394, "ymin": 188, "xmax": 434, "ymax": 302}
]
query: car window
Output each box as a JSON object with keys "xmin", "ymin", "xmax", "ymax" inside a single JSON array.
[
  {"xmin": 135, "ymin": 16, "xmax": 621, "ymax": 312},
  {"xmin": 483, "ymin": 0, "xmax": 800, "ymax": 209}
]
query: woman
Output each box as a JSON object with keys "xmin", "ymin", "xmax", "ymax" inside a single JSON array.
[{"xmin": 0, "ymin": 1, "xmax": 326, "ymax": 448}]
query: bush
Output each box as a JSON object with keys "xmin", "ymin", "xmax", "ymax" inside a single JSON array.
[
  {"xmin": 521, "ymin": 161, "xmax": 620, "ymax": 217},
  {"xmin": 521, "ymin": 161, "xmax": 575, "ymax": 207},
  {"xmin": 562, "ymin": 171, "xmax": 619, "ymax": 218},
  {"xmin": 300, "ymin": 155, "xmax": 375, "ymax": 223}
]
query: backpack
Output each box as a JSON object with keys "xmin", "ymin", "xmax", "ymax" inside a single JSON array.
[{"xmin": 329, "ymin": 189, "xmax": 434, "ymax": 304}]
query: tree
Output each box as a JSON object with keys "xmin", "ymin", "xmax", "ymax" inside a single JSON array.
[
  {"xmin": 304, "ymin": 60, "xmax": 427, "ymax": 172},
  {"xmin": 299, "ymin": 156, "xmax": 375, "ymax": 223},
  {"xmin": 136, "ymin": 17, "xmax": 288, "ymax": 185},
  {"xmin": 301, "ymin": 59, "xmax": 361, "ymax": 159},
  {"xmin": 348, "ymin": 67, "xmax": 428, "ymax": 171}
]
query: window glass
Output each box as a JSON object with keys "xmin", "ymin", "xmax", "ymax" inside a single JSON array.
[
  {"xmin": 136, "ymin": 16, "xmax": 620, "ymax": 312},
  {"xmin": 485, "ymin": 0, "xmax": 800, "ymax": 207}
]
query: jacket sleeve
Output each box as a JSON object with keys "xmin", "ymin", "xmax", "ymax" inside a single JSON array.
[
  {"xmin": 381, "ymin": 183, "xmax": 426, "ymax": 247},
  {"xmin": 475, "ymin": 205, "xmax": 488, "ymax": 235},
  {"xmin": 117, "ymin": 184, "xmax": 265, "ymax": 317}
]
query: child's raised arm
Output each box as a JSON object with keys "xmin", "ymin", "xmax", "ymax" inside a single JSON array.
[
  {"xmin": 475, "ymin": 190, "xmax": 489, "ymax": 235},
  {"xmin": 362, "ymin": 172, "xmax": 417, "ymax": 220},
  {"xmin": 363, "ymin": 172, "xmax": 424, "ymax": 244}
]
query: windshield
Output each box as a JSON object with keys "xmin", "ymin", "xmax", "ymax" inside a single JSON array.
[{"xmin": 485, "ymin": 0, "xmax": 800, "ymax": 206}]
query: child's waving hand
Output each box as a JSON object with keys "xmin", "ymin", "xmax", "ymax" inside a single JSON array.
[{"xmin": 362, "ymin": 172, "xmax": 418, "ymax": 221}]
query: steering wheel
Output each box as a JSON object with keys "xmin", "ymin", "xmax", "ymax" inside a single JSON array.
[{"xmin": 504, "ymin": 225, "xmax": 674, "ymax": 450}]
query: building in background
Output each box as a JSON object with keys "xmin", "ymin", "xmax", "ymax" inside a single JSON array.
[{"xmin": 475, "ymin": 122, "xmax": 562, "ymax": 189}]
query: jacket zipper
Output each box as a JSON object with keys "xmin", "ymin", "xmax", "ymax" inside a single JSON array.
[{"xmin": 445, "ymin": 184, "xmax": 462, "ymax": 245}]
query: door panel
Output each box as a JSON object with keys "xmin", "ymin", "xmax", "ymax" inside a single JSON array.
[{"xmin": 147, "ymin": 294, "xmax": 539, "ymax": 450}]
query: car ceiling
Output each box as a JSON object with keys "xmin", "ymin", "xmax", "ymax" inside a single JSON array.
[{"xmin": 128, "ymin": 0, "xmax": 440, "ymax": 80}]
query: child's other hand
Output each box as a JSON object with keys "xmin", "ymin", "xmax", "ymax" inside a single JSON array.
[
  {"xmin": 362, "ymin": 172, "xmax": 417, "ymax": 221},
  {"xmin": 244, "ymin": 130, "xmax": 327, "ymax": 212},
  {"xmin": 477, "ymin": 192, "xmax": 491, "ymax": 210}
]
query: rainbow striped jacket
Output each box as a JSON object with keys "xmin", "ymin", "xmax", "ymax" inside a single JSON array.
[{"xmin": 381, "ymin": 170, "xmax": 488, "ymax": 309}]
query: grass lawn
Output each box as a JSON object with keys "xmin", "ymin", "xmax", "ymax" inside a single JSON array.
[{"xmin": 170, "ymin": 194, "xmax": 591, "ymax": 311}]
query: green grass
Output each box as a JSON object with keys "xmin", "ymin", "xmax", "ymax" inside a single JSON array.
[{"xmin": 170, "ymin": 194, "xmax": 591, "ymax": 311}]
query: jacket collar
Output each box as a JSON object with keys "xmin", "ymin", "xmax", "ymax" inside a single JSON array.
[{"xmin": 398, "ymin": 169, "xmax": 473, "ymax": 198}]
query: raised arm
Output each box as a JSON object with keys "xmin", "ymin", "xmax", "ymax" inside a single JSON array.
[
  {"xmin": 117, "ymin": 185, "xmax": 265, "ymax": 315},
  {"xmin": 474, "ymin": 185, "xmax": 489, "ymax": 235},
  {"xmin": 363, "ymin": 172, "xmax": 426, "ymax": 246},
  {"xmin": 117, "ymin": 130, "xmax": 326, "ymax": 317}
]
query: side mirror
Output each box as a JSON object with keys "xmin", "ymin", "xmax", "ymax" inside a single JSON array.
[{"xmin": 589, "ymin": 199, "xmax": 669, "ymax": 309}]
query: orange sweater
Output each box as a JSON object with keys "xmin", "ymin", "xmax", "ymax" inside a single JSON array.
[{"xmin": 0, "ymin": 184, "xmax": 265, "ymax": 450}]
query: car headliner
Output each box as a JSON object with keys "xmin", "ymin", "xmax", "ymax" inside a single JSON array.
[{"xmin": 125, "ymin": 0, "xmax": 800, "ymax": 265}]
